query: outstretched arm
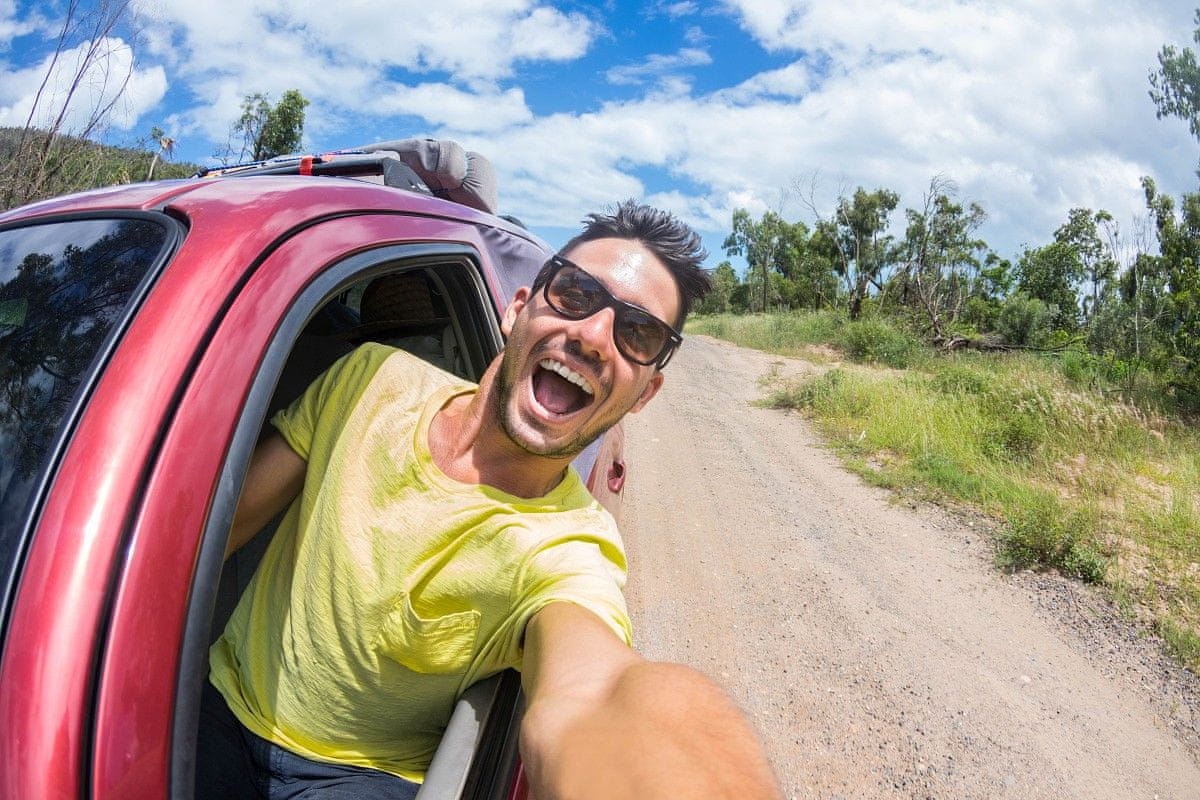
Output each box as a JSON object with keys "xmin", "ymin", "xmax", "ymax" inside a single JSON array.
[
  {"xmin": 520, "ymin": 602, "xmax": 781, "ymax": 800},
  {"xmin": 224, "ymin": 432, "xmax": 306, "ymax": 559}
]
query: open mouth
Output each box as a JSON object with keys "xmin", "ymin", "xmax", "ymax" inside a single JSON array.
[{"xmin": 532, "ymin": 358, "xmax": 594, "ymax": 416}]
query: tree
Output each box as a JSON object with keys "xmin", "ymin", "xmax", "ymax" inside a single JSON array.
[
  {"xmin": 0, "ymin": 0, "xmax": 139, "ymax": 209},
  {"xmin": 1149, "ymin": 8, "xmax": 1200, "ymax": 141},
  {"xmin": 809, "ymin": 188, "xmax": 899, "ymax": 320},
  {"xmin": 893, "ymin": 177, "xmax": 990, "ymax": 343},
  {"xmin": 1015, "ymin": 242, "xmax": 1083, "ymax": 330},
  {"xmin": 231, "ymin": 89, "xmax": 311, "ymax": 162},
  {"xmin": 723, "ymin": 209, "xmax": 787, "ymax": 312},
  {"xmin": 145, "ymin": 125, "xmax": 175, "ymax": 180},
  {"xmin": 1053, "ymin": 208, "xmax": 1117, "ymax": 323},
  {"xmin": 1141, "ymin": 177, "xmax": 1200, "ymax": 408},
  {"xmin": 696, "ymin": 261, "xmax": 741, "ymax": 314}
]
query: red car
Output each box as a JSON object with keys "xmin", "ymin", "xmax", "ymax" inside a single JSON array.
[{"xmin": 0, "ymin": 143, "xmax": 626, "ymax": 799}]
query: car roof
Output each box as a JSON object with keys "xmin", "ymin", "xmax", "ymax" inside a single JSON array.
[{"xmin": 0, "ymin": 175, "xmax": 545, "ymax": 249}]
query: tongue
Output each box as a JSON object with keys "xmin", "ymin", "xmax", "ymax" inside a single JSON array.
[{"xmin": 534, "ymin": 368, "xmax": 586, "ymax": 415}]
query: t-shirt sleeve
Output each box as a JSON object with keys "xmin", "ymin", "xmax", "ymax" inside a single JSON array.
[
  {"xmin": 509, "ymin": 531, "xmax": 633, "ymax": 658},
  {"xmin": 271, "ymin": 343, "xmax": 396, "ymax": 460}
]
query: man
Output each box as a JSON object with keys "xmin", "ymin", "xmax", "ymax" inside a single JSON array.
[{"xmin": 197, "ymin": 201, "xmax": 782, "ymax": 799}]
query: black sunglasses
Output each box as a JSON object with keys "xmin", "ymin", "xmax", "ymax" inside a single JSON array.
[{"xmin": 540, "ymin": 255, "xmax": 682, "ymax": 369}]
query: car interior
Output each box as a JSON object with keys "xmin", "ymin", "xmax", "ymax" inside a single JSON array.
[
  {"xmin": 201, "ymin": 255, "xmax": 523, "ymax": 800},
  {"xmin": 212, "ymin": 261, "xmax": 493, "ymax": 641}
]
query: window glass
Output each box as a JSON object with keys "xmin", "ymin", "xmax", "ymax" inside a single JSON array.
[{"xmin": 0, "ymin": 218, "xmax": 173, "ymax": 575}]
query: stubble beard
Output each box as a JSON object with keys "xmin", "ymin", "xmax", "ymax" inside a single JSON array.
[{"xmin": 493, "ymin": 343, "xmax": 619, "ymax": 461}]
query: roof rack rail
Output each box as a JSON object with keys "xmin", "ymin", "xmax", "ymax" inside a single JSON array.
[
  {"xmin": 194, "ymin": 152, "xmax": 432, "ymax": 195},
  {"xmin": 194, "ymin": 139, "xmax": 499, "ymax": 215}
]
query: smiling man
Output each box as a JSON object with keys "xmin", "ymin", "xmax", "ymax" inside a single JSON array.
[{"xmin": 197, "ymin": 201, "xmax": 782, "ymax": 800}]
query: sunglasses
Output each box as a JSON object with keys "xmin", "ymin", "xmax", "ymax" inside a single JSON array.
[{"xmin": 540, "ymin": 255, "xmax": 682, "ymax": 369}]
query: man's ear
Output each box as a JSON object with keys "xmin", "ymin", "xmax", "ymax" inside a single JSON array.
[
  {"xmin": 501, "ymin": 287, "xmax": 531, "ymax": 337},
  {"xmin": 628, "ymin": 370, "xmax": 665, "ymax": 414}
]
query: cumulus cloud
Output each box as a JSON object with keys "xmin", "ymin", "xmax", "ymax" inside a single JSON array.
[
  {"xmin": 376, "ymin": 84, "xmax": 533, "ymax": 132},
  {"xmin": 7, "ymin": 0, "xmax": 1194, "ymax": 260},
  {"xmin": 0, "ymin": 0, "xmax": 39, "ymax": 44},
  {"xmin": 126, "ymin": 0, "xmax": 590, "ymax": 156},
  {"xmin": 0, "ymin": 37, "xmax": 166, "ymax": 132}
]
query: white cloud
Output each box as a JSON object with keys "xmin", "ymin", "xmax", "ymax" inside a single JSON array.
[
  {"xmin": 0, "ymin": 0, "xmax": 38, "ymax": 44},
  {"xmin": 125, "ymin": 0, "xmax": 592, "ymax": 157},
  {"xmin": 132, "ymin": 0, "xmax": 595, "ymax": 82},
  {"xmin": 0, "ymin": 37, "xmax": 166, "ymax": 132},
  {"xmin": 606, "ymin": 47, "xmax": 712, "ymax": 86},
  {"xmin": 663, "ymin": 1, "xmax": 699, "ymax": 18},
  {"xmin": 376, "ymin": 84, "xmax": 533, "ymax": 132},
  {"xmin": 458, "ymin": 0, "xmax": 1198, "ymax": 258}
]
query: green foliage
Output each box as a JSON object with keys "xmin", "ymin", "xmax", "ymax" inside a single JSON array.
[
  {"xmin": 818, "ymin": 187, "xmax": 900, "ymax": 320},
  {"xmin": 1157, "ymin": 618, "xmax": 1200, "ymax": 672},
  {"xmin": 834, "ymin": 317, "xmax": 924, "ymax": 368},
  {"xmin": 1015, "ymin": 242, "xmax": 1081, "ymax": 329},
  {"xmin": 1055, "ymin": 208, "xmax": 1118, "ymax": 322},
  {"xmin": 233, "ymin": 89, "xmax": 311, "ymax": 162},
  {"xmin": 697, "ymin": 261, "xmax": 740, "ymax": 314},
  {"xmin": 0, "ymin": 127, "xmax": 200, "ymax": 211},
  {"xmin": 1142, "ymin": 177, "xmax": 1200, "ymax": 412},
  {"xmin": 686, "ymin": 310, "xmax": 844, "ymax": 354},
  {"xmin": 995, "ymin": 292, "xmax": 1058, "ymax": 346},
  {"xmin": 723, "ymin": 209, "xmax": 836, "ymax": 312},
  {"xmin": 999, "ymin": 504, "xmax": 1108, "ymax": 583},
  {"xmin": 891, "ymin": 179, "xmax": 992, "ymax": 341},
  {"xmin": 1149, "ymin": 8, "xmax": 1200, "ymax": 140}
]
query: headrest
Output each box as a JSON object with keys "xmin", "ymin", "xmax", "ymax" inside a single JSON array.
[{"xmin": 356, "ymin": 138, "xmax": 498, "ymax": 214}]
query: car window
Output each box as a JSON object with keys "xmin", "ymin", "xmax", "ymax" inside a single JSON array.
[{"xmin": 0, "ymin": 217, "xmax": 176, "ymax": 618}]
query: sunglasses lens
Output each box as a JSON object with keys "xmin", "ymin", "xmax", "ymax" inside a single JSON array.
[
  {"xmin": 544, "ymin": 259, "xmax": 675, "ymax": 367},
  {"xmin": 548, "ymin": 267, "xmax": 602, "ymax": 317},
  {"xmin": 616, "ymin": 309, "xmax": 668, "ymax": 363}
]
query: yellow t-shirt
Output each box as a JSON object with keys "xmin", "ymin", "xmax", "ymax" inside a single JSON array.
[{"xmin": 209, "ymin": 344, "xmax": 631, "ymax": 782}]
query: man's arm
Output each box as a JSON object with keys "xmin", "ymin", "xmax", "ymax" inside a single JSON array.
[
  {"xmin": 520, "ymin": 602, "xmax": 782, "ymax": 800},
  {"xmin": 224, "ymin": 432, "xmax": 306, "ymax": 559}
]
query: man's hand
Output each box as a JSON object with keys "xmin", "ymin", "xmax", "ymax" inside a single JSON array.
[
  {"xmin": 225, "ymin": 432, "xmax": 305, "ymax": 559},
  {"xmin": 520, "ymin": 603, "xmax": 782, "ymax": 800}
]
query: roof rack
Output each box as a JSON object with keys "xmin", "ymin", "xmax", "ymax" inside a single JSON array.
[
  {"xmin": 193, "ymin": 138, "xmax": 498, "ymax": 215},
  {"xmin": 194, "ymin": 152, "xmax": 432, "ymax": 194}
]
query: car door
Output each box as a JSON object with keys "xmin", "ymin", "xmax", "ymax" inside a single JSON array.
[{"xmin": 10, "ymin": 210, "xmax": 507, "ymax": 799}]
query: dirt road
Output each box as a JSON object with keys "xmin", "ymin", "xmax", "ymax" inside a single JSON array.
[{"xmin": 620, "ymin": 335, "xmax": 1200, "ymax": 799}]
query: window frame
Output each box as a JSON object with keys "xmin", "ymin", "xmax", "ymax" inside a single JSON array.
[{"xmin": 170, "ymin": 241, "xmax": 501, "ymax": 798}]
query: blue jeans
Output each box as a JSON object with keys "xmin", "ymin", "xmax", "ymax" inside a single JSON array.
[{"xmin": 195, "ymin": 680, "xmax": 420, "ymax": 800}]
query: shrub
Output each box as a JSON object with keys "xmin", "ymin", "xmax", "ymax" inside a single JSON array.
[
  {"xmin": 835, "ymin": 317, "xmax": 923, "ymax": 369},
  {"xmin": 998, "ymin": 504, "xmax": 1107, "ymax": 583},
  {"xmin": 996, "ymin": 293, "xmax": 1058, "ymax": 347}
]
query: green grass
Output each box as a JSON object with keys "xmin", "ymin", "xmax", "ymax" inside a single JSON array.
[
  {"xmin": 689, "ymin": 312, "xmax": 926, "ymax": 368},
  {"xmin": 701, "ymin": 311, "xmax": 1200, "ymax": 672}
]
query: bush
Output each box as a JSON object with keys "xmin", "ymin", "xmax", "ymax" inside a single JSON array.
[
  {"xmin": 835, "ymin": 317, "xmax": 923, "ymax": 369},
  {"xmin": 996, "ymin": 293, "xmax": 1058, "ymax": 347},
  {"xmin": 998, "ymin": 504, "xmax": 1107, "ymax": 583}
]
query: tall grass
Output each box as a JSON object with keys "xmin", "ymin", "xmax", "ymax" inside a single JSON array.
[
  {"xmin": 689, "ymin": 312, "xmax": 925, "ymax": 368},
  {"xmin": 697, "ymin": 312, "xmax": 1200, "ymax": 671}
]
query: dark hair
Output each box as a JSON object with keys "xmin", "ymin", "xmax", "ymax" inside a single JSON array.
[{"xmin": 532, "ymin": 199, "xmax": 711, "ymax": 327}]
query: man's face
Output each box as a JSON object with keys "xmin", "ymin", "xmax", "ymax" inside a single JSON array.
[{"xmin": 495, "ymin": 237, "xmax": 680, "ymax": 459}]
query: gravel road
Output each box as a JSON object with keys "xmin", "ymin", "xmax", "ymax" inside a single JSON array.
[{"xmin": 620, "ymin": 335, "xmax": 1200, "ymax": 800}]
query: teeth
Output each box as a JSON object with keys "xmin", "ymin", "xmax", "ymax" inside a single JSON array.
[{"xmin": 539, "ymin": 359, "xmax": 594, "ymax": 395}]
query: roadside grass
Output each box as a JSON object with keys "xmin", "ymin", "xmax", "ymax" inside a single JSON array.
[
  {"xmin": 690, "ymin": 312, "xmax": 1200, "ymax": 671},
  {"xmin": 689, "ymin": 312, "xmax": 926, "ymax": 369}
]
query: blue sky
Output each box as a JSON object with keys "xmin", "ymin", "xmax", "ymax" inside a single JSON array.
[{"xmin": 2, "ymin": 0, "xmax": 1198, "ymax": 268}]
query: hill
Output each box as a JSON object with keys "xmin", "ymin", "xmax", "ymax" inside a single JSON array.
[{"xmin": 0, "ymin": 127, "xmax": 203, "ymax": 212}]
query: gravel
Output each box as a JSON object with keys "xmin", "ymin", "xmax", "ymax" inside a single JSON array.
[{"xmin": 619, "ymin": 335, "xmax": 1200, "ymax": 800}]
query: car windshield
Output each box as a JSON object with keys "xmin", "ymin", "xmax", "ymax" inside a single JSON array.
[{"xmin": 0, "ymin": 217, "xmax": 174, "ymax": 606}]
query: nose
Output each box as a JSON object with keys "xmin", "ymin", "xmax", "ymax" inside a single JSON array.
[{"xmin": 568, "ymin": 305, "xmax": 617, "ymax": 362}]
